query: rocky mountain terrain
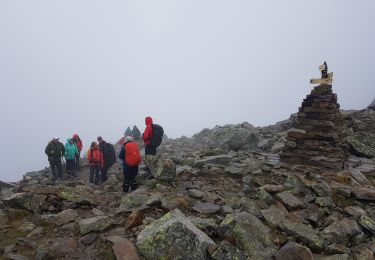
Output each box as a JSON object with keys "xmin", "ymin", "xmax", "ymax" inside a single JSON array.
[{"xmin": 1, "ymin": 85, "xmax": 375, "ymax": 260}]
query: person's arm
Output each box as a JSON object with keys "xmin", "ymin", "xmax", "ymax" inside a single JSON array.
[
  {"xmin": 119, "ymin": 146, "xmax": 125, "ymax": 160},
  {"xmin": 62, "ymin": 144, "xmax": 66, "ymax": 158},
  {"xmin": 100, "ymin": 151, "xmax": 104, "ymax": 168},
  {"xmin": 143, "ymin": 125, "xmax": 152, "ymax": 142}
]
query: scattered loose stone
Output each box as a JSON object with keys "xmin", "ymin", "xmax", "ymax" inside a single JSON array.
[
  {"xmin": 79, "ymin": 233, "xmax": 99, "ymax": 246},
  {"xmin": 55, "ymin": 209, "xmax": 78, "ymax": 226},
  {"xmin": 125, "ymin": 210, "xmax": 145, "ymax": 230},
  {"xmin": 276, "ymin": 191, "xmax": 304, "ymax": 210},
  {"xmin": 274, "ymin": 241, "xmax": 313, "ymax": 260},
  {"xmin": 192, "ymin": 202, "xmax": 221, "ymax": 214},
  {"xmin": 187, "ymin": 188, "xmax": 205, "ymax": 198},
  {"xmin": 77, "ymin": 216, "xmax": 115, "ymax": 235},
  {"xmin": 358, "ymin": 215, "xmax": 375, "ymax": 235}
]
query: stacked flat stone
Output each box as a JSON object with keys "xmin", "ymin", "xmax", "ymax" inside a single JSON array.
[{"xmin": 281, "ymin": 84, "xmax": 346, "ymax": 170}]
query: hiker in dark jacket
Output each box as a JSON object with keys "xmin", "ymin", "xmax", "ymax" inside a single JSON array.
[
  {"xmin": 45, "ymin": 136, "xmax": 65, "ymax": 181},
  {"xmin": 119, "ymin": 136, "xmax": 141, "ymax": 193},
  {"xmin": 142, "ymin": 116, "xmax": 156, "ymax": 155},
  {"xmin": 97, "ymin": 136, "xmax": 116, "ymax": 183}
]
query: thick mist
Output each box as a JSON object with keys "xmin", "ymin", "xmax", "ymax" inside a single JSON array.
[{"xmin": 0, "ymin": 1, "xmax": 374, "ymax": 181}]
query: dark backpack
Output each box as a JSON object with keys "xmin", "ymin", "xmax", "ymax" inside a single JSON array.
[{"xmin": 151, "ymin": 124, "xmax": 164, "ymax": 147}]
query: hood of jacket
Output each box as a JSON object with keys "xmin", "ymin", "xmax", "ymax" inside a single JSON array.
[{"xmin": 145, "ymin": 116, "xmax": 153, "ymax": 126}]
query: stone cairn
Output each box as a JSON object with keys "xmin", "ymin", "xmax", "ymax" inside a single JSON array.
[{"xmin": 281, "ymin": 64, "xmax": 347, "ymax": 170}]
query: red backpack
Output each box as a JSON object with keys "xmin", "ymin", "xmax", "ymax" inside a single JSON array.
[{"xmin": 125, "ymin": 142, "xmax": 142, "ymax": 166}]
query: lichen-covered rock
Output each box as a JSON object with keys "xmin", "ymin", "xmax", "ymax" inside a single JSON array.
[
  {"xmin": 348, "ymin": 133, "xmax": 375, "ymax": 158},
  {"xmin": 280, "ymin": 218, "xmax": 325, "ymax": 252},
  {"xmin": 188, "ymin": 216, "xmax": 218, "ymax": 237},
  {"xmin": 144, "ymin": 155, "xmax": 177, "ymax": 182},
  {"xmin": 77, "ymin": 216, "xmax": 114, "ymax": 235},
  {"xmin": 195, "ymin": 155, "xmax": 232, "ymax": 168},
  {"xmin": 274, "ymin": 241, "xmax": 313, "ymax": 260},
  {"xmin": 322, "ymin": 218, "xmax": 362, "ymax": 244},
  {"xmin": 55, "ymin": 209, "xmax": 78, "ymax": 226},
  {"xmin": 275, "ymin": 191, "xmax": 304, "ymax": 210},
  {"xmin": 217, "ymin": 211, "xmax": 277, "ymax": 258},
  {"xmin": 210, "ymin": 241, "xmax": 249, "ymax": 260},
  {"xmin": 117, "ymin": 191, "xmax": 150, "ymax": 214},
  {"xmin": 311, "ymin": 181, "xmax": 332, "ymax": 197},
  {"xmin": 358, "ymin": 215, "xmax": 375, "ymax": 235},
  {"xmin": 136, "ymin": 209, "xmax": 216, "ymax": 260}
]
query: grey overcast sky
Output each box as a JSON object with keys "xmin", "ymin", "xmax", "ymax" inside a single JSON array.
[{"xmin": 0, "ymin": 1, "xmax": 374, "ymax": 182}]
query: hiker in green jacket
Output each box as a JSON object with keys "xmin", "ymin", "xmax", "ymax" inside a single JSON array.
[
  {"xmin": 64, "ymin": 138, "xmax": 79, "ymax": 177},
  {"xmin": 45, "ymin": 136, "xmax": 65, "ymax": 181}
]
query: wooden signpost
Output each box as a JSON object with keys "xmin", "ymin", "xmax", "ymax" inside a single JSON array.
[{"xmin": 310, "ymin": 62, "xmax": 333, "ymax": 84}]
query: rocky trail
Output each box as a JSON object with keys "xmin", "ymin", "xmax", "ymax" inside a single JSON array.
[{"xmin": 1, "ymin": 88, "xmax": 375, "ymax": 259}]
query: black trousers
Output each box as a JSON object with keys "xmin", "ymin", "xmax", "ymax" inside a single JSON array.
[
  {"xmin": 75, "ymin": 152, "xmax": 81, "ymax": 170},
  {"xmin": 49, "ymin": 159, "xmax": 62, "ymax": 179},
  {"xmin": 101, "ymin": 165, "xmax": 110, "ymax": 183},
  {"xmin": 123, "ymin": 165, "xmax": 139, "ymax": 192},
  {"xmin": 145, "ymin": 144, "xmax": 157, "ymax": 155},
  {"xmin": 90, "ymin": 164, "xmax": 100, "ymax": 185},
  {"xmin": 66, "ymin": 159, "xmax": 76, "ymax": 176}
]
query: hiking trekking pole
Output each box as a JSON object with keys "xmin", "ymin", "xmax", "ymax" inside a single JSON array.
[{"xmin": 62, "ymin": 157, "xmax": 67, "ymax": 176}]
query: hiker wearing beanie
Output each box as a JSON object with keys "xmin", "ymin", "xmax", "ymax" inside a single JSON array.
[
  {"xmin": 45, "ymin": 137, "xmax": 65, "ymax": 181},
  {"xmin": 87, "ymin": 141, "xmax": 103, "ymax": 185},
  {"xmin": 97, "ymin": 136, "xmax": 116, "ymax": 183},
  {"xmin": 64, "ymin": 138, "xmax": 79, "ymax": 177},
  {"xmin": 142, "ymin": 116, "xmax": 164, "ymax": 155},
  {"xmin": 72, "ymin": 133, "xmax": 83, "ymax": 171},
  {"xmin": 119, "ymin": 136, "xmax": 141, "ymax": 193}
]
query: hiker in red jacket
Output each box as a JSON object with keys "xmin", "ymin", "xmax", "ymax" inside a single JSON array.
[
  {"xmin": 143, "ymin": 116, "xmax": 156, "ymax": 155},
  {"xmin": 119, "ymin": 136, "xmax": 141, "ymax": 193},
  {"xmin": 72, "ymin": 133, "xmax": 83, "ymax": 171},
  {"xmin": 87, "ymin": 141, "xmax": 103, "ymax": 185}
]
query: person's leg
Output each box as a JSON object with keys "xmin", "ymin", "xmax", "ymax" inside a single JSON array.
[
  {"xmin": 94, "ymin": 165, "xmax": 100, "ymax": 185},
  {"xmin": 122, "ymin": 167, "xmax": 130, "ymax": 193},
  {"xmin": 56, "ymin": 159, "xmax": 62, "ymax": 179},
  {"xmin": 150, "ymin": 145, "xmax": 157, "ymax": 155},
  {"xmin": 89, "ymin": 165, "xmax": 94, "ymax": 183},
  {"xmin": 101, "ymin": 166, "xmax": 108, "ymax": 183},
  {"xmin": 71, "ymin": 159, "xmax": 76, "ymax": 177},
  {"xmin": 76, "ymin": 152, "xmax": 81, "ymax": 171},
  {"xmin": 49, "ymin": 161, "xmax": 57, "ymax": 180},
  {"xmin": 130, "ymin": 166, "xmax": 139, "ymax": 191}
]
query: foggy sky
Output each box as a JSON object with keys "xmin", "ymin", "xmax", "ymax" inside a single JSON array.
[{"xmin": 0, "ymin": 1, "xmax": 374, "ymax": 182}]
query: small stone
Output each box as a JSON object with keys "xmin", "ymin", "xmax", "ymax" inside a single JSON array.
[
  {"xmin": 18, "ymin": 222, "xmax": 36, "ymax": 233},
  {"xmin": 358, "ymin": 215, "xmax": 375, "ymax": 234},
  {"xmin": 315, "ymin": 197, "xmax": 335, "ymax": 208},
  {"xmin": 125, "ymin": 210, "xmax": 145, "ymax": 230},
  {"xmin": 325, "ymin": 243, "xmax": 351, "ymax": 254},
  {"xmin": 77, "ymin": 216, "xmax": 115, "ymax": 235},
  {"xmin": 187, "ymin": 189, "xmax": 205, "ymax": 199},
  {"xmin": 274, "ymin": 241, "xmax": 313, "ymax": 260},
  {"xmin": 276, "ymin": 191, "xmax": 304, "ymax": 210},
  {"xmin": 260, "ymin": 184, "xmax": 284, "ymax": 193},
  {"xmin": 192, "ymin": 202, "xmax": 221, "ymax": 214},
  {"xmin": 79, "ymin": 233, "xmax": 99, "ymax": 246},
  {"xmin": 107, "ymin": 236, "xmax": 140, "ymax": 260},
  {"xmin": 55, "ymin": 209, "xmax": 79, "ymax": 226}
]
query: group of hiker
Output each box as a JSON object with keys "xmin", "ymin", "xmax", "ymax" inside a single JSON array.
[{"xmin": 44, "ymin": 116, "xmax": 164, "ymax": 194}]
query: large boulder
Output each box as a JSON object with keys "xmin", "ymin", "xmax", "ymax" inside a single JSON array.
[
  {"xmin": 217, "ymin": 211, "xmax": 277, "ymax": 258},
  {"xmin": 136, "ymin": 209, "xmax": 216, "ymax": 260},
  {"xmin": 143, "ymin": 155, "xmax": 177, "ymax": 182},
  {"xmin": 348, "ymin": 133, "xmax": 375, "ymax": 158}
]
